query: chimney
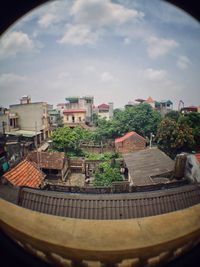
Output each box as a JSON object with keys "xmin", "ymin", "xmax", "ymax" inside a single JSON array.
[{"xmin": 174, "ymin": 153, "xmax": 187, "ymax": 179}]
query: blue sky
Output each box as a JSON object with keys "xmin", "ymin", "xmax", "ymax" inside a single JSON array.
[{"xmin": 0, "ymin": 0, "xmax": 200, "ymax": 109}]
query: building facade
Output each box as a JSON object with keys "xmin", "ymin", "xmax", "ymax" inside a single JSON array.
[
  {"xmin": 64, "ymin": 96, "xmax": 94, "ymax": 125},
  {"xmin": 9, "ymin": 96, "xmax": 50, "ymax": 142},
  {"xmin": 94, "ymin": 103, "xmax": 114, "ymax": 120}
]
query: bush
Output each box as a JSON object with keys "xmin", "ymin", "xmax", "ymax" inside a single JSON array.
[{"xmin": 93, "ymin": 162, "xmax": 123, "ymax": 186}]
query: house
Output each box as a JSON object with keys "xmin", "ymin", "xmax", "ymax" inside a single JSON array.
[
  {"xmin": 2, "ymin": 159, "xmax": 45, "ymax": 188},
  {"xmin": 48, "ymin": 109, "xmax": 61, "ymax": 127},
  {"xmin": 0, "ymin": 106, "xmax": 19, "ymax": 134},
  {"xmin": 63, "ymin": 96, "xmax": 94, "ymax": 125},
  {"xmin": 155, "ymin": 100, "xmax": 173, "ymax": 116},
  {"xmin": 27, "ymin": 151, "xmax": 69, "ymax": 181},
  {"xmin": 93, "ymin": 103, "xmax": 114, "ymax": 120},
  {"xmin": 144, "ymin": 96, "xmax": 156, "ymax": 108},
  {"xmin": 180, "ymin": 106, "xmax": 198, "ymax": 114},
  {"xmin": 123, "ymin": 148, "xmax": 175, "ymax": 186},
  {"xmin": 0, "ymin": 138, "xmax": 9, "ymax": 175},
  {"xmin": 115, "ymin": 131, "xmax": 146, "ymax": 154},
  {"xmin": 134, "ymin": 97, "xmax": 173, "ymax": 116},
  {"xmin": 63, "ymin": 109, "xmax": 86, "ymax": 124},
  {"xmin": 8, "ymin": 96, "xmax": 50, "ymax": 143}
]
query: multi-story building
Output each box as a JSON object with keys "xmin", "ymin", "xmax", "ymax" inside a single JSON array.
[
  {"xmin": 62, "ymin": 96, "xmax": 94, "ymax": 126},
  {"xmin": 48, "ymin": 109, "xmax": 61, "ymax": 127},
  {"xmin": 8, "ymin": 96, "xmax": 50, "ymax": 143},
  {"xmin": 134, "ymin": 97, "xmax": 173, "ymax": 117},
  {"xmin": 93, "ymin": 103, "xmax": 114, "ymax": 120}
]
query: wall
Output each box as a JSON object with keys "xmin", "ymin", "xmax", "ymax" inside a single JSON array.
[
  {"xmin": 10, "ymin": 103, "xmax": 50, "ymax": 139},
  {"xmin": 115, "ymin": 135, "xmax": 146, "ymax": 154},
  {"xmin": 0, "ymin": 114, "xmax": 9, "ymax": 133},
  {"xmin": 98, "ymin": 110, "xmax": 110, "ymax": 120},
  {"xmin": 63, "ymin": 112, "xmax": 86, "ymax": 123},
  {"xmin": 0, "ymin": 198, "xmax": 200, "ymax": 267}
]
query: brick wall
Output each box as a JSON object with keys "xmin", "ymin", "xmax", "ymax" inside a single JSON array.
[{"xmin": 115, "ymin": 135, "xmax": 146, "ymax": 154}]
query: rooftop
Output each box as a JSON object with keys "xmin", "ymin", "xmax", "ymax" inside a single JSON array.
[
  {"xmin": 98, "ymin": 103, "xmax": 109, "ymax": 109},
  {"xmin": 27, "ymin": 151, "xmax": 66, "ymax": 170},
  {"xmin": 5, "ymin": 130, "xmax": 41, "ymax": 137},
  {"xmin": 145, "ymin": 96, "xmax": 155, "ymax": 104},
  {"xmin": 115, "ymin": 131, "xmax": 145, "ymax": 144},
  {"xmin": 3, "ymin": 159, "xmax": 45, "ymax": 188},
  {"xmin": 195, "ymin": 153, "xmax": 200, "ymax": 164},
  {"xmin": 123, "ymin": 148, "xmax": 175, "ymax": 186}
]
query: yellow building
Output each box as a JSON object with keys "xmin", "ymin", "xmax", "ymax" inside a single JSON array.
[{"xmin": 63, "ymin": 109, "xmax": 86, "ymax": 124}]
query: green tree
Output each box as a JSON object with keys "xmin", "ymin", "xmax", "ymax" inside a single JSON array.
[
  {"xmin": 178, "ymin": 112, "xmax": 200, "ymax": 151},
  {"xmin": 93, "ymin": 162, "xmax": 123, "ymax": 186},
  {"xmin": 156, "ymin": 118, "xmax": 195, "ymax": 158},
  {"xmin": 165, "ymin": 110, "xmax": 180, "ymax": 122},
  {"xmin": 94, "ymin": 103, "xmax": 161, "ymax": 141},
  {"xmin": 51, "ymin": 126, "xmax": 94, "ymax": 156}
]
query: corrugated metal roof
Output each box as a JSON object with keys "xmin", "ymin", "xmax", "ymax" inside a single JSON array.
[
  {"xmin": 18, "ymin": 184, "xmax": 200, "ymax": 219},
  {"xmin": 3, "ymin": 159, "xmax": 45, "ymax": 188},
  {"xmin": 115, "ymin": 131, "xmax": 145, "ymax": 144},
  {"xmin": 27, "ymin": 151, "xmax": 66, "ymax": 170},
  {"xmin": 123, "ymin": 148, "xmax": 175, "ymax": 186}
]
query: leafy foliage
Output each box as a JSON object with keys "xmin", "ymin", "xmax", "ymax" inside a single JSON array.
[
  {"xmin": 178, "ymin": 112, "xmax": 200, "ymax": 151},
  {"xmin": 51, "ymin": 126, "xmax": 94, "ymax": 157},
  {"xmin": 85, "ymin": 152, "xmax": 122, "ymax": 160},
  {"xmin": 93, "ymin": 162, "xmax": 123, "ymax": 186},
  {"xmin": 94, "ymin": 103, "xmax": 161, "ymax": 141},
  {"xmin": 156, "ymin": 118, "xmax": 195, "ymax": 158}
]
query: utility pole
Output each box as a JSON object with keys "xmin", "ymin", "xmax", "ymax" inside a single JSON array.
[{"xmin": 150, "ymin": 133, "xmax": 155, "ymax": 149}]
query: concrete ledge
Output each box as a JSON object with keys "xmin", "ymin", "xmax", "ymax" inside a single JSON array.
[{"xmin": 0, "ymin": 198, "xmax": 200, "ymax": 266}]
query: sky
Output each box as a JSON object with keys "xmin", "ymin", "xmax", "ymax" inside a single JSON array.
[{"xmin": 0, "ymin": 0, "xmax": 200, "ymax": 109}]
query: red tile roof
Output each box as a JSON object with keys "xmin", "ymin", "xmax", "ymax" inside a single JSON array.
[
  {"xmin": 27, "ymin": 151, "xmax": 66, "ymax": 170},
  {"xmin": 145, "ymin": 96, "xmax": 155, "ymax": 103},
  {"xmin": 115, "ymin": 131, "xmax": 146, "ymax": 144},
  {"xmin": 3, "ymin": 159, "xmax": 45, "ymax": 188},
  {"xmin": 195, "ymin": 154, "xmax": 200, "ymax": 164},
  {"xmin": 63, "ymin": 109, "xmax": 86, "ymax": 114},
  {"xmin": 98, "ymin": 103, "xmax": 109, "ymax": 109}
]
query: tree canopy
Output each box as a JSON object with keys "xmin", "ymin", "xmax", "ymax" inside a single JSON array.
[
  {"xmin": 51, "ymin": 126, "xmax": 94, "ymax": 156},
  {"xmin": 93, "ymin": 162, "xmax": 123, "ymax": 186},
  {"xmin": 156, "ymin": 117, "xmax": 195, "ymax": 158},
  {"xmin": 94, "ymin": 103, "xmax": 161, "ymax": 141}
]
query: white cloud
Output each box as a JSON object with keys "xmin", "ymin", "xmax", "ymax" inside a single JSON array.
[
  {"xmin": 70, "ymin": 0, "xmax": 143, "ymax": 27},
  {"xmin": 101, "ymin": 72, "xmax": 115, "ymax": 82},
  {"xmin": 0, "ymin": 73, "xmax": 27, "ymax": 85},
  {"xmin": 143, "ymin": 68, "xmax": 167, "ymax": 81},
  {"xmin": 58, "ymin": 24, "xmax": 99, "ymax": 45},
  {"xmin": 124, "ymin": 37, "xmax": 131, "ymax": 45},
  {"xmin": 0, "ymin": 31, "xmax": 35, "ymax": 59},
  {"xmin": 146, "ymin": 36, "xmax": 178, "ymax": 59},
  {"xmin": 57, "ymin": 72, "xmax": 70, "ymax": 79},
  {"xmin": 38, "ymin": 13, "xmax": 58, "ymax": 28},
  {"xmin": 177, "ymin": 55, "xmax": 191, "ymax": 70}
]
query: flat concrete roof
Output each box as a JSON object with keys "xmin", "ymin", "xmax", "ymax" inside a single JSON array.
[{"xmin": 6, "ymin": 130, "xmax": 41, "ymax": 137}]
